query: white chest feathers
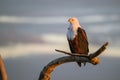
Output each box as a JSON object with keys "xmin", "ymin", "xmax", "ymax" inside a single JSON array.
[{"xmin": 67, "ymin": 24, "xmax": 79, "ymax": 40}]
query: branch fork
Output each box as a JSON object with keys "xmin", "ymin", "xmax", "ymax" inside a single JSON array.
[{"xmin": 39, "ymin": 42, "xmax": 109, "ymax": 80}]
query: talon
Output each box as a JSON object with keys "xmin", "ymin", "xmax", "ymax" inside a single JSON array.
[{"xmin": 77, "ymin": 61, "xmax": 81, "ymax": 67}]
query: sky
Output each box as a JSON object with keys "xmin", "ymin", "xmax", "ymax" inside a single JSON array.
[{"xmin": 0, "ymin": 0, "xmax": 120, "ymax": 80}]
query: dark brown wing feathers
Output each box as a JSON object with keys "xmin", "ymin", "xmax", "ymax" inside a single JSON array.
[{"xmin": 67, "ymin": 27, "xmax": 89, "ymax": 55}]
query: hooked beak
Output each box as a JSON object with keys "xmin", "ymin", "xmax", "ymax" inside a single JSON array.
[{"xmin": 68, "ymin": 18, "xmax": 72, "ymax": 23}]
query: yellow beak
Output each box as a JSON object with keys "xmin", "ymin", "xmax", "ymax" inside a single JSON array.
[{"xmin": 68, "ymin": 18, "xmax": 72, "ymax": 23}]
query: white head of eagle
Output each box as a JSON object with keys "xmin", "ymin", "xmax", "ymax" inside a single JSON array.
[
  {"xmin": 67, "ymin": 17, "xmax": 81, "ymax": 40},
  {"xmin": 66, "ymin": 17, "xmax": 89, "ymax": 54}
]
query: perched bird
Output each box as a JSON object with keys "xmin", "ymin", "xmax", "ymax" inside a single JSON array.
[{"xmin": 67, "ymin": 17, "xmax": 89, "ymax": 67}]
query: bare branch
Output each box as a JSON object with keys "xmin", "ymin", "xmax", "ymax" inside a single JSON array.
[
  {"xmin": 55, "ymin": 42, "xmax": 109, "ymax": 59},
  {"xmin": 38, "ymin": 56, "xmax": 90, "ymax": 80},
  {"xmin": 39, "ymin": 42, "xmax": 109, "ymax": 80},
  {"xmin": 55, "ymin": 49, "xmax": 88, "ymax": 57},
  {"xmin": 0, "ymin": 55, "xmax": 8, "ymax": 80},
  {"xmin": 89, "ymin": 42, "xmax": 109, "ymax": 59}
]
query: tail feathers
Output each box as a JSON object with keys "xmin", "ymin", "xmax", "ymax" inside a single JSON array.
[
  {"xmin": 76, "ymin": 61, "xmax": 86, "ymax": 67},
  {"xmin": 83, "ymin": 62, "xmax": 86, "ymax": 66},
  {"xmin": 76, "ymin": 61, "xmax": 82, "ymax": 67}
]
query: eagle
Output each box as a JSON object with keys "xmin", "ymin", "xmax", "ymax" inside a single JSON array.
[{"xmin": 67, "ymin": 17, "xmax": 89, "ymax": 67}]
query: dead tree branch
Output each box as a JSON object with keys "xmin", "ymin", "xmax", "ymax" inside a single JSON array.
[
  {"xmin": 55, "ymin": 42, "xmax": 108, "ymax": 59},
  {"xmin": 0, "ymin": 55, "xmax": 8, "ymax": 80},
  {"xmin": 38, "ymin": 42, "xmax": 109, "ymax": 80}
]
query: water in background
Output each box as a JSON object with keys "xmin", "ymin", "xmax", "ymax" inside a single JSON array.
[{"xmin": 0, "ymin": 0, "xmax": 120, "ymax": 80}]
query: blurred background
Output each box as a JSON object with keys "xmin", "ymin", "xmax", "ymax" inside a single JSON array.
[{"xmin": 0, "ymin": 0, "xmax": 120, "ymax": 80}]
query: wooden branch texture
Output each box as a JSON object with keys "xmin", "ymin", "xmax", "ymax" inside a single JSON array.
[
  {"xmin": 39, "ymin": 42, "xmax": 108, "ymax": 80},
  {"xmin": 0, "ymin": 55, "xmax": 8, "ymax": 80},
  {"xmin": 39, "ymin": 56, "xmax": 90, "ymax": 80}
]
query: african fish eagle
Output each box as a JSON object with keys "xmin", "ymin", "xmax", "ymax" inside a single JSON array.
[{"xmin": 67, "ymin": 17, "xmax": 89, "ymax": 67}]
